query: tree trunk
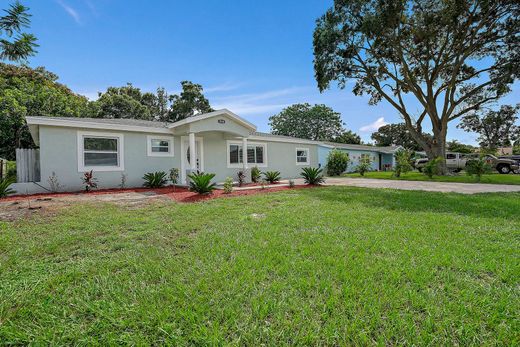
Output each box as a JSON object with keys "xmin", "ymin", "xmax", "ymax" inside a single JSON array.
[{"xmin": 427, "ymin": 127, "xmax": 448, "ymax": 175}]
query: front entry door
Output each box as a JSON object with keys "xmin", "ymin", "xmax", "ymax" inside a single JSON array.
[{"xmin": 181, "ymin": 137, "xmax": 204, "ymax": 184}]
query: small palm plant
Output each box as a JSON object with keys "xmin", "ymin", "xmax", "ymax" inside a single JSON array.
[
  {"xmin": 300, "ymin": 167, "xmax": 325, "ymax": 185},
  {"xmin": 263, "ymin": 171, "xmax": 281, "ymax": 184},
  {"xmin": 465, "ymin": 156, "xmax": 492, "ymax": 182},
  {"xmin": 143, "ymin": 171, "xmax": 168, "ymax": 188},
  {"xmin": 188, "ymin": 172, "xmax": 216, "ymax": 194},
  {"xmin": 356, "ymin": 157, "xmax": 372, "ymax": 176},
  {"xmin": 251, "ymin": 166, "xmax": 261, "ymax": 183},
  {"xmin": 0, "ymin": 176, "xmax": 16, "ymax": 198}
]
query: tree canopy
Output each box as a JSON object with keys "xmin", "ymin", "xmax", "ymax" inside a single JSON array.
[
  {"xmin": 168, "ymin": 81, "xmax": 213, "ymax": 122},
  {"xmin": 91, "ymin": 84, "xmax": 154, "ymax": 120},
  {"xmin": 333, "ymin": 130, "xmax": 362, "ymax": 144},
  {"xmin": 269, "ymin": 103, "xmax": 345, "ymax": 141},
  {"xmin": 0, "ymin": 1, "xmax": 38, "ymax": 62},
  {"xmin": 314, "ymin": 0, "xmax": 519, "ymax": 172},
  {"xmin": 0, "ymin": 63, "xmax": 90, "ymax": 160},
  {"xmin": 447, "ymin": 140, "xmax": 476, "ymax": 154},
  {"xmin": 458, "ymin": 104, "xmax": 520, "ymax": 150},
  {"xmin": 371, "ymin": 123, "xmax": 431, "ymax": 150}
]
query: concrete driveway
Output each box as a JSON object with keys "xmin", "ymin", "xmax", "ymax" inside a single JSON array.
[{"xmin": 320, "ymin": 177, "xmax": 520, "ymax": 194}]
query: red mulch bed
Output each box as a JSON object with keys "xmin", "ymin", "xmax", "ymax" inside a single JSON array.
[{"xmin": 2, "ymin": 185, "xmax": 317, "ymax": 204}]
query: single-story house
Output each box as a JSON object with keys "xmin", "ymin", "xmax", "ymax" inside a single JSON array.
[{"xmin": 13, "ymin": 109, "xmax": 400, "ymax": 193}]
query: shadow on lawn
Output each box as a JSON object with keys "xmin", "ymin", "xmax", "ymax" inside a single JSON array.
[{"xmin": 300, "ymin": 186, "xmax": 520, "ymax": 220}]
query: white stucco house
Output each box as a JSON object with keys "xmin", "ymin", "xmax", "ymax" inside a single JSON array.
[{"xmin": 12, "ymin": 109, "xmax": 400, "ymax": 194}]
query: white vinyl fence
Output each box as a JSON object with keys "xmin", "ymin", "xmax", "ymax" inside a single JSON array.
[{"xmin": 16, "ymin": 148, "xmax": 41, "ymax": 183}]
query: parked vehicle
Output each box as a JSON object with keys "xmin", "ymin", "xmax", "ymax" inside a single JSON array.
[
  {"xmin": 415, "ymin": 153, "xmax": 519, "ymax": 174},
  {"xmin": 499, "ymin": 155, "xmax": 520, "ymax": 174}
]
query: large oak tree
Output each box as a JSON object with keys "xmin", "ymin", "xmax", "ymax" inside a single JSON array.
[{"xmin": 314, "ymin": 0, "xmax": 519, "ymax": 172}]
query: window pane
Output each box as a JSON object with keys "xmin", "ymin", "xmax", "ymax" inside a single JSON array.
[
  {"xmin": 84, "ymin": 137, "xmax": 117, "ymax": 151},
  {"xmin": 84, "ymin": 152, "xmax": 118, "ymax": 166},
  {"xmin": 297, "ymin": 150, "xmax": 305, "ymax": 157},
  {"xmin": 297, "ymin": 157, "xmax": 307, "ymax": 163},
  {"xmin": 230, "ymin": 145, "xmax": 240, "ymax": 164},
  {"xmin": 152, "ymin": 146, "xmax": 169, "ymax": 153},
  {"xmin": 446, "ymin": 154, "xmax": 456, "ymax": 159},
  {"xmin": 151, "ymin": 139, "xmax": 169, "ymax": 147},
  {"xmin": 255, "ymin": 146, "xmax": 264, "ymax": 163},
  {"xmin": 247, "ymin": 147, "xmax": 255, "ymax": 163}
]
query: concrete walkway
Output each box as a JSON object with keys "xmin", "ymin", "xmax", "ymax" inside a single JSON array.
[{"xmin": 318, "ymin": 177, "xmax": 520, "ymax": 194}]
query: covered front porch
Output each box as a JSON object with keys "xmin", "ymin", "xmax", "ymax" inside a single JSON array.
[{"xmin": 168, "ymin": 109, "xmax": 258, "ymax": 185}]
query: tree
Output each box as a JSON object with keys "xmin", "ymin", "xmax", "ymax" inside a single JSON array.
[
  {"xmin": 447, "ymin": 140, "xmax": 476, "ymax": 154},
  {"xmin": 90, "ymin": 83, "xmax": 152, "ymax": 120},
  {"xmin": 313, "ymin": 0, "xmax": 520, "ymax": 174},
  {"xmin": 0, "ymin": 1, "xmax": 38, "ymax": 62},
  {"xmin": 371, "ymin": 123, "xmax": 430, "ymax": 150},
  {"xmin": 334, "ymin": 130, "xmax": 362, "ymax": 144},
  {"xmin": 457, "ymin": 104, "xmax": 520, "ymax": 151},
  {"xmin": 269, "ymin": 103, "xmax": 344, "ymax": 141},
  {"xmin": 0, "ymin": 63, "xmax": 90, "ymax": 160},
  {"xmin": 167, "ymin": 81, "xmax": 213, "ymax": 122}
]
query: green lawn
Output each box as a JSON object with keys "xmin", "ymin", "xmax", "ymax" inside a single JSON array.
[
  {"xmin": 1, "ymin": 187, "xmax": 519, "ymax": 345},
  {"xmin": 344, "ymin": 170, "xmax": 520, "ymax": 185}
]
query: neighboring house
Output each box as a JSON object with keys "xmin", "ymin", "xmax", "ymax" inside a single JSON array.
[
  {"xmin": 13, "ymin": 109, "xmax": 399, "ymax": 194},
  {"xmin": 318, "ymin": 142, "xmax": 400, "ymax": 172}
]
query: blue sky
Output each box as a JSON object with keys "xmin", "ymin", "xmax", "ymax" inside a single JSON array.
[{"xmin": 21, "ymin": 0, "xmax": 519, "ymax": 144}]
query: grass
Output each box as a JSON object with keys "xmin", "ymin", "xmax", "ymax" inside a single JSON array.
[
  {"xmin": 0, "ymin": 187, "xmax": 519, "ymax": 345},
  {"xmin": 344, "ymin": 170, "xmax": 520, "ymax": 185}
]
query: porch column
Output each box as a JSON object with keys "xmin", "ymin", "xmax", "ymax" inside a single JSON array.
[
  {"xmin": 242, "ymin": 137, "xmax": 252, "ymax": 183},
  {"xmin": 189, "ymin": 132, "xmax": 197, "ymax": 171},
  {"xmin": 242, "ymin": 137, "xmax": 248, "ymax": 170}
]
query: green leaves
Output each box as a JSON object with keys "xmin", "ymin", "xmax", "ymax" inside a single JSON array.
[
  {"xmin": 143, "ymin": 171, "xmax": 168, "ymax": 188},
  {"xmin": 262, "ymin": 171, "xmax": 281, "ymax": 184},
  {"xmin": 0, "ymin": 1, "xmax": 38, "ymax": 62},
  {"xmin": 168, "ymin": 81, "xmax": 214, "ymax": 122},
  {"xmin": 0, "ymin": 176, "xmax": 15, "ymax": 198},
  {"xmin": 187, "ymin": 172, "xmax": 216, "ymax": 194},
  {"xmin": 300, "ymin": 167, "xmax": 325, "ymax": 185},
  {"xmin": 269, "ymin": 103, "xmax": 344, "ymax": 141},
  {"xmin": 326, "ymin": 149, "xmax": 349, "ymax": 176}
]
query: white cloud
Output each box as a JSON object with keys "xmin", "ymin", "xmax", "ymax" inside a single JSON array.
[
  {"xmin": 56, "ymin": 0, "xmax": 81, "ymax": 24},
  {"xmin": 204, "ymin": 82, "xmax": 243, "ymax": 94},
  {"xmin": 359, "ymin": 117, "xmax": 388, "ymax": 132},
  {"xmin": 211, "ymin": 87, "xmax": 309, "ymax": 116}
]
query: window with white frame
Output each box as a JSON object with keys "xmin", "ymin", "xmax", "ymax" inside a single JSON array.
[
  {"xmin": 147, "ymin": 136, "xmax": 174, "ymax": 157},
  {"xmin": 78, "ymin": 131, "xmax": 124, "ymax": 171},
  {"xmin": 228, "ymin": 142, "xmax": 266, "ymax": 167},
  {"xmin": 296, "ymin": 148, "xmax": 309, "ymax": 164}
]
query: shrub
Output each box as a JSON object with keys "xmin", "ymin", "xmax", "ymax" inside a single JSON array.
[
  {"xmin": 263, "ymin": 171, "xmax": 281, "ymax": 184},
  {"xmin": 237, "ymin": 171, "xmax": 246, "ymax": 186},
  {"xmin": 0, "ymin": 176, "xmax": 15, "ymax": 198},
  {"xmin": 393, "ymin": 149, "xmax": 413, "ymax": 178},
  {"xmin": 423, "ymin": 157, "xmax": 442, "ymax": 179},
  {"xmin": 301, "ymin": 167, "xmax": 325, "ymax": 185},
  {"xmin": 356, "ymin": 157, "xmax": 372, "ymax": 176},
  {"xmin": 47, "ymin": 172, "xmax": 63, "ymax": 192},
  {"xmin": 143, "ymin": 171, "xmax": 168, "ymax": 188},
  {"xmin": 288, "ymin": 179, "xmax": 295, "ymax": 188},
  {"xmin": 223, "ymin": 177, "xmax": 233, "ymax": 194},
  {"xmin": 82, "ymin": 171, "xmax": 98, "ymax": 192},
  {"xmin": 326, "ymin": 149, "xmax": 349, "ymax": 176},
  {"xmin": 119, "ymin": 173, "xmax": 127, "ymax": 189},
  {"xmin": 188, "ymin": 172, "xmax": 216, "ymax": 194},
  {"xmin": 169, "ymin": 168, "xmax": 180, "ymax": 185},
  {"xmin": 6, "ymin": 161, "xmax": 16, "ymax": 179},
  {"xmin": 251, "ymin": 166, "xmax": 261, "ymax": 183},
  {"xmin": 466, "ymin": 156, "xmax": 492, "ymax": 182}
]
